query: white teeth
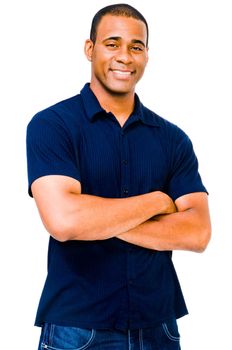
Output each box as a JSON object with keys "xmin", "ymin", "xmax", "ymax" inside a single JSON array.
[{"xmin": 113, "ymin": 70, "xmax": 131, "ymax": 75}]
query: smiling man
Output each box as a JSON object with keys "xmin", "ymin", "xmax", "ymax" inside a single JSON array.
[{"xmin": 27, "ymin": 4, "xmax": 211, "ymax": 350}]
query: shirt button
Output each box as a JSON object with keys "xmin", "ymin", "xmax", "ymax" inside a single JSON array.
[
  {"xmin": 122, "ymin": 160, "xmax": 128, "ymax": 165},
  {"xmin": 123, "ymin": 189, "xmax": 129, "ymax": 195}
]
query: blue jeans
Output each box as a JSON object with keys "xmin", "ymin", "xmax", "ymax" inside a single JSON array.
[{"xmin": 38, "ymin": 319, "xmax": 181, "ymax": 350}]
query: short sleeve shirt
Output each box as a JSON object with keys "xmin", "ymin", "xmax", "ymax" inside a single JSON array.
[{"xmin": 27, "ymin": 83, "xmax": 207, "ymax": 329}]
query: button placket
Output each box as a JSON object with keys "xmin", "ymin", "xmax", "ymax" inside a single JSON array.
[
  {"xmin": 126, "ymin": 245, "xmax": 140, "ymax": 328},
  {"xmin": 120, "ymin": 130, "xmax": 130, "ymax": 197},
  {"xmin": 122, "ymin": 159, "xmax": 128, "ymax": 165}
]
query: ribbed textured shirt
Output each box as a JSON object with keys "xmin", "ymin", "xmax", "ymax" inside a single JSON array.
[{"xmin": 26, "ymin": 83, "xmax": 207, "ymax": 329}]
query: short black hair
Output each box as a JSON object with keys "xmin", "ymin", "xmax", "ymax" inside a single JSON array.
[{"xmin": 90, "ymin": 3, "xmax": 149, "ymax": 47}]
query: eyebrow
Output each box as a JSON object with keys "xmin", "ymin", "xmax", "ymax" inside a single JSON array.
[{"xmin": 102, "ymin": 36, "xmax": 146, "ymax": 47}]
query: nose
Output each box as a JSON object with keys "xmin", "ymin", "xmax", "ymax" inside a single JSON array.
[{"xmin": 115, "ymin": 45, "xmax": 133, "ymax": 65}]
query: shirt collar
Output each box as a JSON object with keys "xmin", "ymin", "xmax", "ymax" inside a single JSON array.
[
  {"xmin": 80, "ymin": 83, "xmax": 159, "ymax": 127},
  {"xmin": 80, "ymin": 83, "xmax": 105, "ymax": 121}
]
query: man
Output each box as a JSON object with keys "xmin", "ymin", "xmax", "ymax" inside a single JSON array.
[{"xmin": 27, "ymin": 4, "xmax": 211, "ymax": 350}]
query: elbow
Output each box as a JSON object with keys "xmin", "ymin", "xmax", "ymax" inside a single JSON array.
[
  {"xmin": 50, "ymin": 229, "xmax": 70, "ymax": 242},
  {"xmin": 194, "ymin": 225, "xmax": 211, "ymax": 253},
  {"xmin": 46, "ymin": 224, "xmax": 70, "ymax": 242},
  {"xmin": 43, "ymin": 218, "xmax": 77, "ymax": 242},
  {"xmin": 45, "ymin": 218, "xmax": 95, "ymax": 242}
]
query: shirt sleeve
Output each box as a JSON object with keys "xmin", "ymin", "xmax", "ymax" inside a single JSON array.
[
  {"xmin": 26, "ymin": 109, "xmax": 81, "ymax": 197},
  {"xmin": 166, "ymin": 129, "xmax": 208, "ymax": 201}
]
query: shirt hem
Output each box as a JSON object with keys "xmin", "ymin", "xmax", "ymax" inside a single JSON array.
[{"xmin": 35, "ymin": 311, "xmax": 188, "ymax": 330}]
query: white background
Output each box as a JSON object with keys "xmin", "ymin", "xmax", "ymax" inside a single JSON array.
[{"xmin": 1, "ymin": 0, "xmax": 231, "ymax": 349}]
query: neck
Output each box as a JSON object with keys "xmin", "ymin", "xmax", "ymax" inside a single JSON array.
[{"xmin": 90, "ymin": 82, "xmax": 135, "ymax": 127}]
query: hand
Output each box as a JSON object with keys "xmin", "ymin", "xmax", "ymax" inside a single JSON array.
[{"xmin": 152, "ymin": 191, "xmax": 177, "ymax": 216}]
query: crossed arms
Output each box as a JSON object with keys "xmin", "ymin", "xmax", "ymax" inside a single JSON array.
[{"xmin": 31, "ymin": 175, "xmax": 211, "ymax": 252}]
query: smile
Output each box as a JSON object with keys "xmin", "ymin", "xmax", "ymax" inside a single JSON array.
[{"xmin": 111, "ymin": 70, "xmax": 133, "ymax": 76}]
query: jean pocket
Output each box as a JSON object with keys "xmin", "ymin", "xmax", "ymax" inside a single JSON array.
[
  {"xmin": 41, "ymin": 324, "xmax": 96, "ymax": 350},
  {"xmin": 162, "ymin": 319, "xmax": 180, "ymax": 342}
]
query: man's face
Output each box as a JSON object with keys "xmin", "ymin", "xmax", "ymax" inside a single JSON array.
[{"xmin": 85, "ymin": 15, "xmax": 149, "ymax": 96}]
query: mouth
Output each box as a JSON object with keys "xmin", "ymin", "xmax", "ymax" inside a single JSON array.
[
  {"xmin": 110, "ymin": 69, "xmax": 134, "ymax": 80},
  {"xmin": 111, "ymin": 70, "xmax": 133, "ymax": 76}
]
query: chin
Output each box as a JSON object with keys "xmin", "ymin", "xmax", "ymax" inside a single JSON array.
[{"xmin": 105, "ymin": 82, "xmax": 135, "ymax": 95}]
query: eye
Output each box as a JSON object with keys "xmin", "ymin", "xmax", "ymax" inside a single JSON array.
[
  {"xmin": 106, "ymin": 43, "xmax": 118, "ymax": 48},
  {"xmin": 131, "ymin": 46, "xmax": 143, "ymax": 52}
]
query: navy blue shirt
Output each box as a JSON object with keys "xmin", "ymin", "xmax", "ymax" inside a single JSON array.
[{"xmin": 27, "ymin": 83, "xmax": 207, "ymax": 329}]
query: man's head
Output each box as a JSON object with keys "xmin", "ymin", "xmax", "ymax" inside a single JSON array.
[
  {"xmin": 85, "ymin": 4, "xmax": 149, "ymax": 97},
  {"xmin": 90, "ymin": 4, "xmax": 149, "ymax": 48}
]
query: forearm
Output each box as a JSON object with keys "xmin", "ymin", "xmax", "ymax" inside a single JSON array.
[
  {"xmin": 40, "ymin": 190, "xmax": 176, "ymax": 242},
  {"xmin": 117, "ymin": 208, "xmax": 211, "ymax": 253}
]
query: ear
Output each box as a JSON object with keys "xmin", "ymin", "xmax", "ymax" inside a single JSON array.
[
  {"xmin": 84, "ymin": 39, "xmax": 94, "ymax": 62},
  {"xmin": 145, "ymin": 47, "xmax": 149, "ymax": 65}
]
